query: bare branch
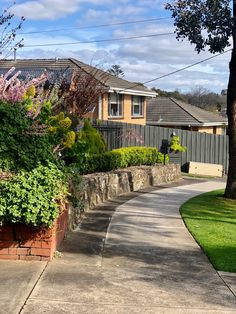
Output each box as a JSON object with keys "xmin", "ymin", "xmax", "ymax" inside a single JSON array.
[
  {"xmin": 59, "ymin": 68, "xmax": 109, "ymax": 118},
  {"xmin": 0, "ymin": 2, "xmax": 25, "ymax": 58}
]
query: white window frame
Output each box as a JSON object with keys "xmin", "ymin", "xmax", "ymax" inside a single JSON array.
[
  {"xmin": 108, "ymin": 93, "xmax": 123, "ymax": 117},
  {"xmin": 132, "ymin": 96, "xmax": 144, "ymax": 117}
]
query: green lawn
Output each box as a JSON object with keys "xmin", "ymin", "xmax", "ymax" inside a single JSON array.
[{"xmin": 180, "ymin": 190, "xmax": 236, "ymax": 272}]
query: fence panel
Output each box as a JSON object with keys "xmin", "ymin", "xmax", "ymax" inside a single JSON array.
[{"xmin": 93, "ymin": 120, "xmax": 229, "ymax": 173}]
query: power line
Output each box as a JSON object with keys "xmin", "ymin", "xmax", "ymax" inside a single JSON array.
[
  {"xmin": 23, "ymin": 32, "xmax": 174, "ymax": 48},
  {"xmin": 119, "ymin": 48, "xmax": 232, "ymax": 92},
  {"xmin": 19, "ymin": 17, "xmax": 171, "ymax": 35}
]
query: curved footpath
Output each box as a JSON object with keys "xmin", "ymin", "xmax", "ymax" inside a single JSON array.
[{"xmin": 1, "ymin": 179, "xmax": 236, "ymax": 313}]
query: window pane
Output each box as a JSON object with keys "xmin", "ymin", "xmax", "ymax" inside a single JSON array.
[
  {"xmin": 111, "ymin": 103, "xmax": 118, "ymax": 116},
  {"xmin": 118, "ymin": 101, "xmax": 122, "ymax": 116},
  {"xmin": 109, "ymin": 93, "xmax": 123, "ymax": 116},
  {"xmin": 110, "ymin": 93, "xmax": 117, "ymax": 103},
  {"xmin": 132, "ymin": 96, "xmax": 143, "ymax": 116},
  {"xmin": 133, "ymin": 96, "xmax": 139, "ymax": 105},
  {"xmin": 133, "ymin": 104, "xmax": 140, "ymax": 115}
]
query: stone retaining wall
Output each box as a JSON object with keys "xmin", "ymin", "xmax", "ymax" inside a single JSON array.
[{"xmin": 70, "ymin": 164, "xmax": 181, "ymax": 229}]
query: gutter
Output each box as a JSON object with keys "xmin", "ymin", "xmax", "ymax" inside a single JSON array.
[
  {"xmin": 109, "ymin": 87, "xmax": 157, "ymax": 97},
  {"xmin": 146, "ymin": 121, "xmax": 228, "ymax": 127}
]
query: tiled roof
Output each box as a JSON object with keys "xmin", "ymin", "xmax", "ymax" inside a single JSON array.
[
  {"xmin": 0, "ymin": 58, "xmax": 156, "ymax": 96},
  {"xmin": 146, "ymin": 97, "xmax": 228, "ymax": 126}
]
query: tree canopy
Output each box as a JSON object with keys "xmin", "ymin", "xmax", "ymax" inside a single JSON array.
[
  {"xmin": 166, "ymin": 1, "xmax": 236, "ymax": 198},
  {"xmin": 107, "ymin": 65, "xmax": 125, "ymax": 77},
  {"xmin": 166, "ymin": 0, "xmax": 233, "ymax": 53}
]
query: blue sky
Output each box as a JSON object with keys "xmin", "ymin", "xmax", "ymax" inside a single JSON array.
[{"xmin": 1, "ymin": 0, "xmax": 231, "ymax": 93}]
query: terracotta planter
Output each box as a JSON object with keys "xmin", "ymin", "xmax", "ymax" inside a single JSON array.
[{"xmin": 0, "ymin": 208, "xmax": 68, "ymax": 261}]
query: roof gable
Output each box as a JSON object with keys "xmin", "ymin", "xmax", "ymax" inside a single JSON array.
[
  {"xmin": 147, "ymin": 97, "xmax": 227, "ymax": 126},
  {"xmin": 0, "ymin": 58, "xmax": 156, "ymax": 97}
]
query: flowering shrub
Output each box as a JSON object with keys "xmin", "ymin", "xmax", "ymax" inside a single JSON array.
[
  {"xmin": 0, "ymin": 67, "xmax": 47, "ymax": 107},
  {"xmin": 0, "ymin": 68, "xmax": 83, "ymax": 228}
]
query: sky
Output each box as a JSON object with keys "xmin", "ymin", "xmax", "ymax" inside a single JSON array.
[{"xmin": 0, "ymin": 0, "xmax": 232, "ymax": 93}]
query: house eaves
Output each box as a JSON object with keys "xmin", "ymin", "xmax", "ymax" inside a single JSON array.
[
  {"xmin": 108, "ymin": 87, "xmax": 157, "ymax": 97},
  {"xmin": 146, "ymin": 121, "xmax": 228, "ymax": 127}
]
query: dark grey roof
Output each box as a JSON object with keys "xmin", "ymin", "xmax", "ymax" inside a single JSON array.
[
  {"xmin": 0, "ymin": 58, "xmax": 156, "ymax": 96},
  {"xmin": 146, "ymin": 97, "xmax": 228, "ymax": 126}
]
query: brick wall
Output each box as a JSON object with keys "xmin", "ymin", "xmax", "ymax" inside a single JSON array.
[{"xmin": 0, "ymin": 208, "xmax": 68, "ymax": 261}]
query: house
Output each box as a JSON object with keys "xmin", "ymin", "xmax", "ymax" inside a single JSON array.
[
  {"xmin": 0, "ymin": 58, "xmax": 156, "ymax": 125},
  {"xmin": 146, "ymin": 97, "xmax": 228, "ymax": 135}
]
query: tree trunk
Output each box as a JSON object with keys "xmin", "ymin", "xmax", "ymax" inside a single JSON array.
[
  {"xmin": 224, "ymin": 2, "xmax": 236, "ymax": 198},
  {"xmin": 224, "ymin": 48, "xmax": 236, "ymax": 198}
]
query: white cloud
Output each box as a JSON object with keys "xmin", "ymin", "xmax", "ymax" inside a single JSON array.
[
  {"xmin": 9, "ymin": 12, "xmax": 231, "ymax": 93},
  {"xmin": 13, "ymin": 0, "xmax": 80, "ymax": 20},
  {"xmin": 13, "ymin": 0, "xmax": 110, "ymax": 20}
]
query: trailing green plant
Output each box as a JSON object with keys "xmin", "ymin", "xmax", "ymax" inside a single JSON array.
[
  {"xmin": 65, "ymin": 164, "xmax": 84, "ymax": 212},
  {"xmin": 169, "ymin": 135, "xmax": 186, "ymax": 153},
  {"xmin": 0, "ymin": 101, "xmax": 58, "ymax": 171},
  {"xmin": 75, "ymin": 146, "xmax": 167, "ymax": 174},
  {"xmin": 0, "ymin": 163, "xmax": 68, "ymax": 227}
]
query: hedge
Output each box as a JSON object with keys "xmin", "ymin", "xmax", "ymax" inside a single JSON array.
[{"xmin": 75, "ymin": 146, "xmax": 168, "ymax": 174}]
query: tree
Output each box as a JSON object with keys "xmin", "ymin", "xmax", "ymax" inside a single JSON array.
[
  {"xmin": 59, "ymin": 68, "xmax": 108, "ymax": 118},
  {"xmin": 0, "ymin": 3, "xmax": 25, "ymax": 58},
  {"xmin": 166, "ymin": 0, "xmax": 236, "ymax": 198},
  {"xmin": 185, "ymin": 86, "xmax": 226, "ymax": 111},
  {"xmin": 152, "ymin": 87, "xmax": 188, "ymax": 102},
  {"xmin": 107, "ymin": 65, "xmax": 124, "ymax": 77}
]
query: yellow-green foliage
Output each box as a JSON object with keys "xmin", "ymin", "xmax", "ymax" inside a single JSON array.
[
  {"xmin": 170, "ymin": 136, "xmax": 186, "ymax": 152},
  {"xmin": 58, "ymin": 117, "xmax": 72, "ymax": 129},
  {"xmin": 63, "ymin": 131, "xmax": 76, "ymax": 148},
  {"xmin": 25, "ymin": 85, "xmax": 36, "ymax": 98},
  {"xmin": 78, "ymin": 120, "xmax": 107, "ymax": 154},
  {"xmin": 48, "ymin": 112, "xmax": 75, "ymax": 150}
]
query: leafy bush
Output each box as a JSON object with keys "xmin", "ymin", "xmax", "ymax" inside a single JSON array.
[
  {"xmin": 0, "ymin": 163, "xmax": 68, "ymax": 227},
  {"xmin": 64, "ymin": 120, "xmax": 107, "ymax": 168},
  {"xmin": 0, "ymin": 101, "xmax": 57, "ymax": 171},
  {"xmin": 76, "ymin": 146, "xmax": 167, "ymax": 174},
  {"xmin": 47, "ymin": 112, "xmax": 76, "ymax": 150},
  {"xmin": 169, "ymin": 135, "xmax": 186, "ymax": 153}
]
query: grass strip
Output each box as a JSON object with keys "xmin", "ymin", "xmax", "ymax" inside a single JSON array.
[{"xmin": 180, "ymin": 189, "xmax": 236, "ymax": 272}]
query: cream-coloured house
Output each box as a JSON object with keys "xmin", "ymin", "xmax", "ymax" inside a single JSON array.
[{"xmin": 0, "ymin": 58, "xmax": 156, "ymax": 125}]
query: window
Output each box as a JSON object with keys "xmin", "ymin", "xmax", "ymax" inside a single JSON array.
[
  {"xmin": 132, "ymin": 96, "xmax": 144, "ymax": 117},
  {"xmin": 108, "ymin": 93, "xmax": 123, "ymax": 117}
]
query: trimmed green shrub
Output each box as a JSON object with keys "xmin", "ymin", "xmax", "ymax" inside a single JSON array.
[
  {"xmin": 0, "ymin": 163, "xmax": 68, "ymax": 227},
  {"xmin": 76, "ymin": 146, "xmax": 167, "ymax": 174},
  {"xmin": 63, "ymin": 120, "xmax": 107, "ymax": 169},
  {"xmin": 0, "ymin": 101, "xmax": 57, "ymax": 171}
]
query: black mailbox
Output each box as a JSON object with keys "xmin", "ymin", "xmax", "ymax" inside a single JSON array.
[{"xmin": 161, "ymin": 139, "xmax": 169, "ymax": 155}]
